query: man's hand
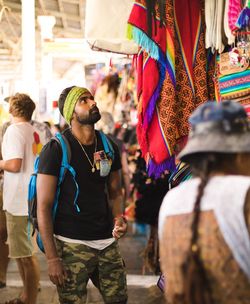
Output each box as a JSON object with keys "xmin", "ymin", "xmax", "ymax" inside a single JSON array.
[
  {"xmin": 47, "ymin": 258, "xmax": 67, "ymax": 287},
  {"xmin": 112, "ymin": 216, "xmax": 128, "ymax": 239}
]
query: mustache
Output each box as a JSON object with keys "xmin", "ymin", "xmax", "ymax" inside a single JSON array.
[{"xmin": 90, "ymin": 106, "xmax": 99, "ymax": 114}]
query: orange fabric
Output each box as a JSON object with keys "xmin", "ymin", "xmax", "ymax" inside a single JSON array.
[{"xmin": 158, "ymin": 0, "xmax": 215, "ymax": 155}]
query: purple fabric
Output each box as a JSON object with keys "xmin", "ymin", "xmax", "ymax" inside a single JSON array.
[
  {"xmin": 147, "ymin": 156, "xmax": 176, "ymax": 179},
  {"xmin": 236, "ymin": 7, "xmax": 250, "ymax": 28}
]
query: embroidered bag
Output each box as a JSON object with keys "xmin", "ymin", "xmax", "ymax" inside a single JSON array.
[{"xmin": 217, "ymin": 52, "xmax": 250, "ymax": 100}]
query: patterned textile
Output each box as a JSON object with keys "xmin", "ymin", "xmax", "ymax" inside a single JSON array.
[
  {"xmin": 128, "ymin": 2, "xmax": 174, "ymax": 176},
  {"xmin": 160, "ymin": 209, "xmax": 250, "ymax": 304},
  {"xmin": 228, "ymin": 0, "xmax": 243, "ymax": 31},
  {"xmin": 218, "ymin": 67, "xmax": 250, "ymax": 100},
  {"xmin": 128, "ymin": 0, "xmax": 215, "ymax": 177},
  {"xmin": 159, "ymin": 0, "xmax": 213, "ymax": 155},
  {"xmin": 215, "ymin": 56, "xmax": 250, "ymax": 118}
]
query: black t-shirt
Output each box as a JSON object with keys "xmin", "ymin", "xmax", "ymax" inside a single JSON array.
[{"xmin": 38, "ymin": 128, "xmax": 121, "ymax": 240}]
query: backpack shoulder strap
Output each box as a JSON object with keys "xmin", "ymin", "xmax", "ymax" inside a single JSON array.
[
  {"xmin": 53, "ymin": 132, "xmax": 80, "ymax": 212},
  {"xmin": 53, "ymin": 132, "xmax": 71, "ymax": 184},
  {"xmin": 98, "ymin": 130, "xmax": 114, "ymax": 160},
  {"xmin": 33, "ymin": 156, "xmax": 40, "ymax": 174}
]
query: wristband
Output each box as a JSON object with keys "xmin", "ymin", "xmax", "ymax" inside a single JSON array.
[{"xmin": 47, "ymin": 257, "xmax": 62, "ymax": 263}]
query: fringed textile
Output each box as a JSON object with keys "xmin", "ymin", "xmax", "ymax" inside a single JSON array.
[
  {"xmin": 128, "ymin": 0, "xmax": 215, "ymax": 177},
  {"xmin": 128, "ymin": 1, "xmax": 174, "ymax": 176}
]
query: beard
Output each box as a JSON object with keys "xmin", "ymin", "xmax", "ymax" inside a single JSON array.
[{"xmin": 75, "ymin": 107, "xmax": 101, "ymax": 125}]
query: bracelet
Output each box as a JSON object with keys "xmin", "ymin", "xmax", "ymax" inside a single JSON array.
[
  {"xmin": 114, "ymin": 214, "xmax": 128, "ymax": 224},
  {"xmin": 47, "ymin": 257, "xmax": 62, "ymax": 263}
]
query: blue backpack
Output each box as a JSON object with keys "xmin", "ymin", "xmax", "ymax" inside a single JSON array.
[{"xmin": 28, "ymin": 131, "xmax": 114, "ymax": 253}]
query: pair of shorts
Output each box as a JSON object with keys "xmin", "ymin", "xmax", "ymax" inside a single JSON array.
[
  {"xmin": 55, "ymin": 239, "xmax": 127, "ymax": 304},
  {"xmin": 5, "ymin": 212, "xmax": 34, "ymax": 258}
]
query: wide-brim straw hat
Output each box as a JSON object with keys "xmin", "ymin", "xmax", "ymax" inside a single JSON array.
[{"xmin": 178, "ymin": 100, "xmax": 250, "ymax": 162}]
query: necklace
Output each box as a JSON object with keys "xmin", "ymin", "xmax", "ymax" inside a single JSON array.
[{"xmin": 74, "ymin": 135, "xmax": 97, "ymax": 173}]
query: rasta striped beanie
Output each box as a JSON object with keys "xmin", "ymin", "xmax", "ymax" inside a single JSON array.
[{"xmin": 58, "ymin": 86, "xmax": 91, "ymax": 124}]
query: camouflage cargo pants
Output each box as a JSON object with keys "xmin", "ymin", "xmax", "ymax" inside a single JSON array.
[{"xmin": 55, "ymin": 239, "xmax": 127, "ymax": 304}]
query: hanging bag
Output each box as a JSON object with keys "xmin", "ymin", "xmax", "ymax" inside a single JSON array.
[{"xmin": 216, "ymin": 52, "xmax": 250, "ymax": 100}]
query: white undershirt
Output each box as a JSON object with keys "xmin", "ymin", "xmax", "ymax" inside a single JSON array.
[{"xmin": 54, "ymin": 235, "xmax": 115, "ymax": 250}]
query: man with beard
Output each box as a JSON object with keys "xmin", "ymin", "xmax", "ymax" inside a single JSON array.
[{"xmin": 36, "ymin": 86, "xmax": 128, "ymax": 304}]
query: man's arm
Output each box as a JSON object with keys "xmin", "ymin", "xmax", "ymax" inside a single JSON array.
[
  {"xmin": 121, "ymin": 150, "xmax": 131, "ymax": 201},
  {"xmin": 0, "ymin": 159, "xmax": 22, "ymax": 173},
  {"xmin": 108, "ymin": 170, "xmax": 123, "ymax": 216},
  {"xmin": 108, "ymin": 170, "xmax": 128, "ymax": 239},
  {"xmin": 37, "ymin": 173, "xmax": 66, "ymax": 286}
]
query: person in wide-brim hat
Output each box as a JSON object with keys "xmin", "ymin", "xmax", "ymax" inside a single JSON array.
[
  {"xmin": 178, "ymin": 100, "xmax": 250, "ymax": 161},
  {"xmin": 159, "ymin": 100, "xmax": 250, "ymax": 304}
]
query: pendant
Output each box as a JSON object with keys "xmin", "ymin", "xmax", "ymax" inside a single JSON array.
[{"xmin": 92, "ymin": 167, "xmax": 95, "ymax": 173}]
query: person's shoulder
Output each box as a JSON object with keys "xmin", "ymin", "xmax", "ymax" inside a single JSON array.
[
  {"xmin": 159, "ymin": 178, "xmax": 199, "ymax": 235},
  {"xmin": 167, "ymin": 178, "xmax": 199, "ymax": 196},
  {"xmin": 5, "ymin": 122, "xmax": 24, "ymax": 134},
  {"xmin": 61, "ymin": 127, "xmax": 71, "ymax": 138},
  {"xmin": 212, "ymin": 175, "xmax": 250, "ymax": 189},
  {"xmin": 40, "ymin": 135, "xmax": 61, "ymax": 154},
  {"xmin": 160, "ymin": 178, "xmax": 199, "ymax": 209},
  {"xmin": 1, "ymin": 121, "xmax": 11, "ymax": 135},
  {"xmin": 42, "ymin": 128, "xmax": 71, "ymax": 151}
]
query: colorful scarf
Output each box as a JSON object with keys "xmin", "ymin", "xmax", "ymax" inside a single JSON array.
[{"xmin": 128, "ymin": 0, "xmax": 214, "ymax": 177}]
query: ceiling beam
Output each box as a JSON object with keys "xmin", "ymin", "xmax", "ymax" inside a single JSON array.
[
  {"xmin": 57, "ymin": 0, "xmax": 67, "ymax": 29},
  {"xmin": 78, "ymin": 0, "xmax": 85, "ymax": 33},
  {"xmin": 0, "ymin": 30, "xmax": 18, "ymax": 51},
  {"xmin": 2, "ymin": 2, "xmax": 82, "ymax": 22}
]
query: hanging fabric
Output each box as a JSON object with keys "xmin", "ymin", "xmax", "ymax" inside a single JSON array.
[
  {"xmin": 205, "ymin": 0, "xmax": 228, "ymax": 54},
  {"xmin": 224, "ymin": 0, "xmax": 237, "ymax": 44},
  {"xmin": 236, "ymin": 2, "xmax": 250, "ymax": 28},
  {"xmin": 127, "ymin": 0, "xmax": 215, "ymax": 177},
  {"xmin": 228, "ymin": 0, "xmax": 244, "ymax": 31},
  {"xmin": 85, "ymin": 0, "xmax": 138, "ymax": 54}
]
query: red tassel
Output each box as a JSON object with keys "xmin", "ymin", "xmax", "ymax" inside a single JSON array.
[
  {"xmin": 132, "ymin": 54, "xmax": 138, "ymax": 69},
  {"xmin": 109, "ymin": 58, "xmax": 113, "ymax": 68}
]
